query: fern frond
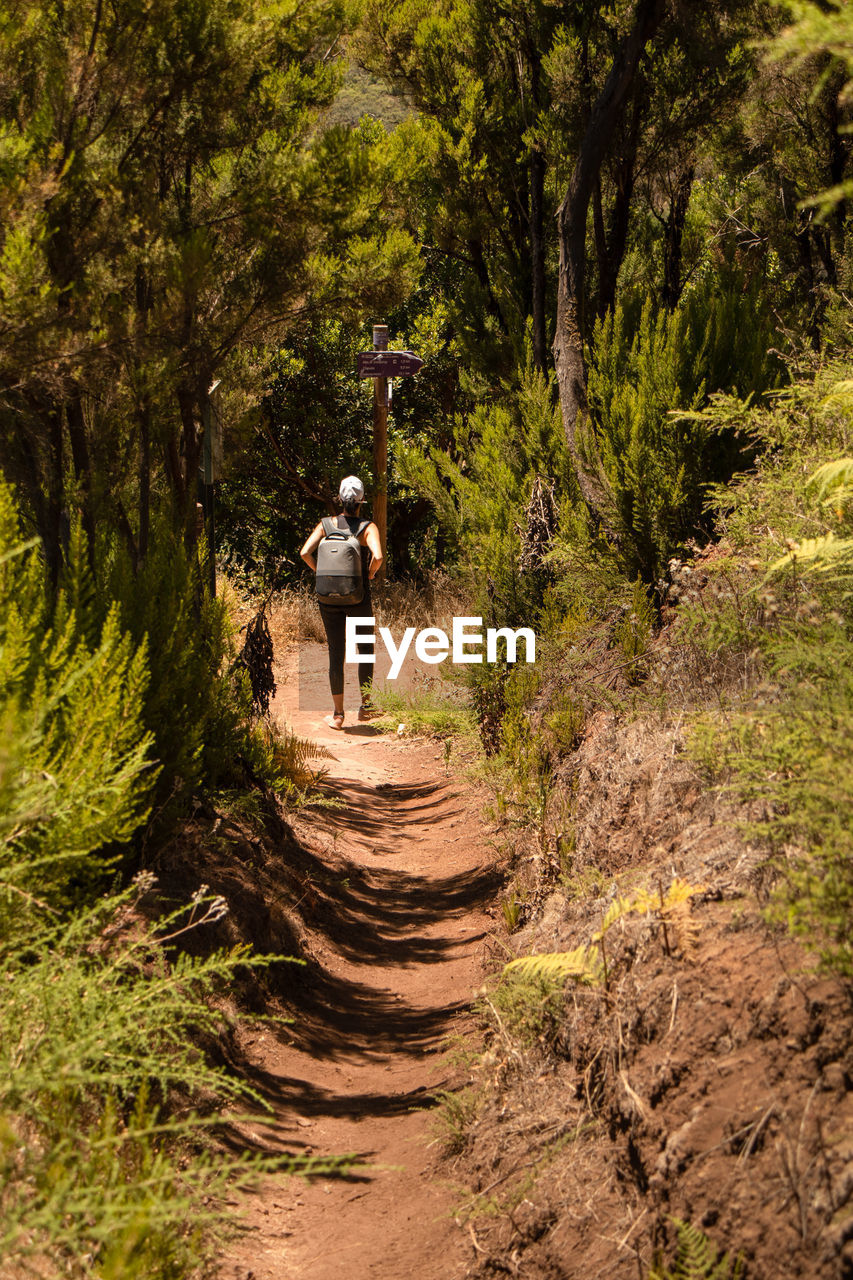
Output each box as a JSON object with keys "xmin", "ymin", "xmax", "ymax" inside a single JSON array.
[
  {"xmin": 593, "ymin": 879, "xmax": 702, "ymax": 942},
  {"xmin": 820, "ymin": 383, "xmax": 853, "ymax": 415},
  {"xmin": 669, "ymin": 905, "xmax": 700, "ymax": 953},
  {"xmin": 273, "ymin": 727, "xmax": 334, "ymax": 787},
  {"xmin": 503, "ymin": 944, "xmax": 604, "ymax": 987},
  {"xmin": 769, "ymin": 532, "xmax": 853, "ymax": 576},
  {"xmin": 661, "ymin": 877, "xmax": 704, "ymax": 910},
  {"xmin": 599, "ymin": 896, "xmax": 630, "ymax": 934},
  {"xmin": 808, "ymin": 454, "xmax": 853, "ymax": 498},
  {"xmin": 657, "ymin": 880, "xmax": 704, "ymax": 955},
  {"xmin": 595, "ymin": 893, "xmax": 652, "ymax": 938},
  {"xmin": 649, "ymin": 1217, "xmax": 745, "ymax": 1280},
  {"xmin": 279, "ymin": 728, "xmax": 334, "ymax": 766}
]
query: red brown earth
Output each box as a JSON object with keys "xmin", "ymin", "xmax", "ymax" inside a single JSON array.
[
  {"xmin": 187, "ymin": 639, "xmax": 853, "ymax": 1280},
  {"xmin": 451, "ymin": 708, "xmax": 853, "ymax": 1280},
  {"xmin": 217, "ymin": 643, "xmax": 499, "ymax": 1280}
]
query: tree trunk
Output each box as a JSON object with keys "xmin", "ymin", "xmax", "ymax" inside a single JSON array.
[
  {"xmin": 45, "ymin": 407, "xmax": 64, "ymax": 583},
  {"xmin": 115, "ymin": 498, "xmax": 139, "ymax": 565},
  {"xmin": 593, "ymin": 176, "xmax": 607, "ymax": 302},
  {"xmin": 135, "ymin": 265, "xmax": 152, "ymax": 565},
  {"xmin": 138, "ymin": 399, "xmax": 151, "ymax": 564},
  {"xmin": 825, "ymin": 69, "xmax": 848, "ymax": 268},
  {"xmin": 530, "ymin": 148, "xmax": 547, "ymax": 371},
  {"xmin": 553, "ymin": 0, "xmax": 663, "ymax": 516},
  {"xmin": 176, "ymin": 383, "xmax": 203, "ymax": 543},
  {"xmin": 594, "ymin": 96, "xmax": 642, "ymax": 319},
  {"xmin": 596, "ymin": 158, "xmax": 637, "ymax": 319},
  {"xmin": 66, "ymin": 390, "xmax": 97, "ymax": 559},
  {"xmin": 527, "ymin": 21, "xmax": 547, "ymax": 372},
  {"xmin": 661, "ymin": 165, "xmax": 695, "ymax": 310},
  {"xmin": 782, "ymin": 177, "xmax": 821, "ymax": 349},
  {"xmin": 554, "ymin": 210, "xmax": 600, "ymax": 510},
  {"xmin": 388, "ymin": 496, "xmax": 431, "ymax": 579},
  {"xmin": 164, "ymin": 431, "xmax": 186, "ymax": 518},
  {"xmin": 468, "ymin": 237, "xmax": 509, "ymax": 335}
]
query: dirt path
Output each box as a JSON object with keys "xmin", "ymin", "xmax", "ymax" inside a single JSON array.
[{"xmin": 222, "ymin": 644, "xmax": 495, "ymax": 1280}]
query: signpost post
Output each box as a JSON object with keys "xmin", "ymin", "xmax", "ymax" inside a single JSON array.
[
  {"xmin": 357, "ymin": 327, "xmax": 423, "ymax": 582},
  {"xmin": 370, "ymin": 325, "xmax": 389, "ymax": 583}
]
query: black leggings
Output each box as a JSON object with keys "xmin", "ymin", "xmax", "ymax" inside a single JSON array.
[{"xmin": 319, "ymin": 600, "xmax": 374, "ymax": 698}]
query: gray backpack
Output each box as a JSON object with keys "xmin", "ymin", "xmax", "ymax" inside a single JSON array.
[{"xmin": 315, "ymin": 517, "xmax": 369, "ymax": 605}]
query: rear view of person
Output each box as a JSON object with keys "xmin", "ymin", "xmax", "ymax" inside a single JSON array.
[{"xmin": 300, "ymin": 476, "xmax": 383, "ymax": 729}]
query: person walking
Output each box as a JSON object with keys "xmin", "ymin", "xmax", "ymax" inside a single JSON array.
[{"xmin": 300, "ymin": 476, "xmax": 383, "ymax": 729}]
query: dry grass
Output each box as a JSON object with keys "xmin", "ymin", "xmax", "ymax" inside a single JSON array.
[
  {"xmin": 267, "ymin": 587, "xmax": 326, "ymax": 650},
  {"xmin": 258, "ymin": 571, "xmax": 473, "ymax": 654},
  {"xmin": 371, "ymin": 571, "xmax": 472, "ymax": 635}
]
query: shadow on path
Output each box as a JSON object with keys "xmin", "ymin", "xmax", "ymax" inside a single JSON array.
[{"xmin": 228, "ymin": 766, "xmax": 497, "ymax": 1128}]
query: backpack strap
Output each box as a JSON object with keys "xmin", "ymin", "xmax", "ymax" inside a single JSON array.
[{"xmin": 321, "ymin": 515, "xmax": 370, "ymax": 540}]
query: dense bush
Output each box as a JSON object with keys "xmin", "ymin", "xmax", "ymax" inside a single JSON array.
[
  {"xmin": 586, "ymin": 274, "xmax": 779, "ymax": 584},
  {"xmin": 0, "ymin": 483, "xmax": 153, "ymax": 915},
  {"xmin": 684, "ymin": 367, "xmax": 853, "ymax": 975},
  {"xmin": 0, "ymin": 884, "xmax": 270, "ymax": 1279},
  {"xmin": 0, "ymin": 483, "xmax": 272, "ymax": 1277},
  {"xmin": 399, "ymin": 357, "xmax": 574, "ymax": 624},
  {"xmin": 103, "ymin": 525, "xmax": 276, "ymax": 816},
  {"xmin": 0, "ymin": 475, "xmax": 327, "ymax": 1277}
]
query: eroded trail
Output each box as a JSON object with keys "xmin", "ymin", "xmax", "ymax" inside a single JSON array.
[{"xmin": 223, "ymin": 644, "xmax": 494, "ymax": 1280}]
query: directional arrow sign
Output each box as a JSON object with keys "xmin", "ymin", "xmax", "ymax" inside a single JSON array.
[{"xmin": 357, "ymin": 350, "xmax": 424, "ymax": 378}]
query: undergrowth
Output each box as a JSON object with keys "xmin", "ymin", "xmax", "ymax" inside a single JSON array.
[
  {"xmin": 649, "ymin": 1218, "xmax": 745, "ymax": 1280},
  {"xmin": 0, "ymin": 483, "xmax": 347, "ymax": 1277},
  {"xmin": 0, "ymin": 878, "xmax": 345, "ymax": 1277},
  {"xmin": 370, "ymin": 681, "xmax": 477, "ymax": 743},
  {"xmin": 482, "ymin": 971, "xmax": 567, "ymax": 1051},
  {"xmin": 680, "ymin": 369, "xmax": 853, "ymax": 976}
]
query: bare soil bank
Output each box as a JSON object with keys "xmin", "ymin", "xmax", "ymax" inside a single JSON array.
[{"xmin": 449, "ymin": 708, "xmax": 853, "ymax": 1280}]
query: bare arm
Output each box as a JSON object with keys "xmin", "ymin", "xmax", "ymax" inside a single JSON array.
[
  {"xmin": 364, "ymin": 522, "xmax": 384, "ymax": 578},
  {"xmin": 300, "ymin": 523, "xmax": 324, "ymax": 571}
]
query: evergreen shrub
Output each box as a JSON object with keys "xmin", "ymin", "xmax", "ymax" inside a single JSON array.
[
  {"xmin": 0, "ymin": 483, "xmax": 154, "ymax": 916},
  {"xmin": 683, "ymin": 368, "xmax": 853, "ymax": 975},
  {"xmin": 0, "ymin": 881, "xmax": 282, "ymax": 1277},
  {"xmin": 586, "ymin": 274, "xmax": 778, "ymax": 583},
  {"xmin": 399, "ymin": 358, "xmax": 573, "ymax": 626},
  {"xmin": 0, "ymin": 480, "xmax": 319, "ymax": 1276},
  {"xmin": 104, "ymin": 525, "xmax": 271, "ymax": 814}
]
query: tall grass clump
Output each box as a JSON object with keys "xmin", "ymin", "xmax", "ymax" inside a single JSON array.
[{"xmin": 371, "ymin": 683, "xmax": 477, "ymax": 741}]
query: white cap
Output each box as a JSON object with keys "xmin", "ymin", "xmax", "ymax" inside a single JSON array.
[{"xmin": 339, "ymin": 475, "xmax": 365, "ymax": 504}]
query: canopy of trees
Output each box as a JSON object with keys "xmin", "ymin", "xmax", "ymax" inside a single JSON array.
[{"xmin": 2, "ymin": 0, "xmax": 851, "ymax": 592}]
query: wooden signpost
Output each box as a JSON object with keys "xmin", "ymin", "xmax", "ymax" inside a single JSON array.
[
  {"xmin": 356, "ymin": 350, "xmax": 424, "ymax": 378},
  {"xmin": 357, "ymin": 325, "xmax": 423, "ymax": 581}
]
